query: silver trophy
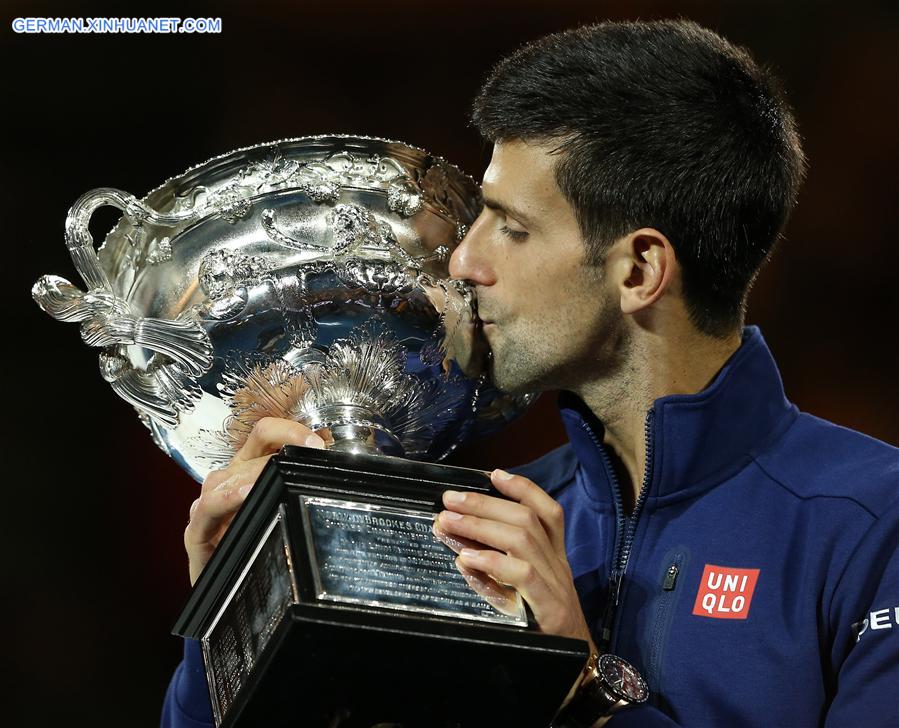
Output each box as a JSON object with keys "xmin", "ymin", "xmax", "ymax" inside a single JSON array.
[
  {"xmin": 32, "ymin": 135, "xmax": 528, "ymax": 482},
  {"xmin": 32, "ymin": 136, "xmax": 586, "ymax": 727}
]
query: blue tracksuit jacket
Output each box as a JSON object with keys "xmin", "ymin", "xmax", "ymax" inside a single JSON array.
[{"xmin": 162, "ymin": 326, "xmax": 899, "ymax": 726}]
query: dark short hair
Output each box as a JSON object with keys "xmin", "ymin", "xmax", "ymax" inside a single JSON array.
[{"xmin": 472, "ymin": 19, "xmax": 806, "ymax": 337}]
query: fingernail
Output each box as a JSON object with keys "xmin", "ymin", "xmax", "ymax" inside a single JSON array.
[
  {"xmin": 305, "ymin": 433, "xmax": 325, "ymax": 449},
  {"xmin": 444, "ymin": 490, "xmax": 466, "ymax": 505},
  {"xmin": 460, "ymin": 547, "xmax": 481, "ymax": 559},
  {"xmin": 492, "ymin": 469, "xmax": 514, "ymax": 480},
  {"xmin": 238, "ymin": 484, "xmax": 253, "ymax": 498},
  {"xmin": 441, "ymin": 510, "xmax": 463, "ymax": 521}
]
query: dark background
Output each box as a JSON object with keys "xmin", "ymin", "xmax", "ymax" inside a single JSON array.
[{"xmin": 4, "ymin": 0, "xmax": 897, "ymax": 724}]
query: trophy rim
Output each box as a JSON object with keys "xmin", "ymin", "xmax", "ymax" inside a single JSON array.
[{"xmin": 142, "ymin": 132, "xmax": 482, "ymax": 213}]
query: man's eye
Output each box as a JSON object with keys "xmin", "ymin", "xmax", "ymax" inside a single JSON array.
[{"xmin": 499, "ymin": 225, "xmax": 529, "ymax": 241}]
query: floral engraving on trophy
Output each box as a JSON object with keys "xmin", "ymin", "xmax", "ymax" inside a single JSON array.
[
  {"xmin": 192, "ymin": 317, "xmax": 462, "ymax": 470},
  {"xmin": 386, "ymin": 179, "xmax": 424, "ymax": 217},
  {"xmin": 199, "ymin": 249, "xmax": 273, "ymax": 299},
  {"xmin": 291, "ymin": 323, "xmax": 445, "ymax": 457},
  {"xmin": 146, "ymin": 236, "xmax": 173, "ymax": 265},
  {"xmin": 218, "ymin": 356, "xmax": 315, "ymax": 452},
  {"xmin": 201, "ymin": 289, "xmax": 250, "ymax": 322},
  {"xmin": 330, "ymin": 204, "xmax": 393, "ymax": 255},
  {"xmin": 262, "ymin": 204, "xmax": 448, "ymax": 279},
  {"xmin": 236, "ymin": 148, "xmax": 301, "ymax": 192},
  {"xmin": 336, "ymin": 259, "xmax": 414, "ymax": 295},
  {"xmin": 417, "ymin": 161, "xmax": 469, "ymax": 222},
  {"xmin": 209, "ymin": 182, "xmax": 254, "ymax": 224}
]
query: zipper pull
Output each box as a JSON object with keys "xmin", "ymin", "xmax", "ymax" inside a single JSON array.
[{"xmin": 663, "ymin": 563, "xmax": 679, "ymax": 591}]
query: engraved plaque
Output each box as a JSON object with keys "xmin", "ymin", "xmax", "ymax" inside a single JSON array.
[
  {"xmin": 203, "ymin": 506, "xmax": 298, "ymax": 724},
  {"xmin": 300, "ymin": 496, "xmax": 527, "ymax": 626}
]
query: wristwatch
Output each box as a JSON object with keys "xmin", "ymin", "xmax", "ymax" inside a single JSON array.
[{"xmin": 550, "ymin": 652, "xmax": 648, "ymax": 728}]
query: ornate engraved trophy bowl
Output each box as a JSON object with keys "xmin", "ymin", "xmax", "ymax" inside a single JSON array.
[{"xmin": 33, "ymin": 136, "xmax": 529, "ymax": 483}]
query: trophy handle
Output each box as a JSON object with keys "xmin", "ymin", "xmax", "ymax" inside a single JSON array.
[
  {"xmin": 33, "ymin": 188, "xmax": 213, "ymax": 426},
  {"xmin": 65, "ymin": 187, "xmax": 198, "ymax": 292}
]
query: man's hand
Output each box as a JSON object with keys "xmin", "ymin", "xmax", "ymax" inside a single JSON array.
[
  {"xmin": 435, "ymin": 469, "xmax": 604, "ymax": 722},
  {"xmin": 435, "ymin": 468, "xmax": 596, "ymax": 648},
  {"xmin": 184, "ymin": 417, "xmax": 325, "ymax": 585}
]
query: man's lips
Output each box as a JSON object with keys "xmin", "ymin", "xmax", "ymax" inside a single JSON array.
[{"xmin": 475, "ymin": 308, "xmax": 494, "ymax": 326}]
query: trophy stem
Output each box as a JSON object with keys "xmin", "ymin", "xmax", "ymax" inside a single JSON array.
[
  {"xmin": 310, "ymin": 404, "xmax": 403, "ymax": 456},
  {"xmin": 326, "ymin": 422, "xmax": 401, "ymax": 456}
]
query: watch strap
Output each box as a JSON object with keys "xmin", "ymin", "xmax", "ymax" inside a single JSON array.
[{"xmin": 550, "ymin": 653, "xmax": 646, "ymax": 728}]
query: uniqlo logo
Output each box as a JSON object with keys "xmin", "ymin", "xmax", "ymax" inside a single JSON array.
[{"xmin": 692, "ymin": 564, "xmax": 760, "ymax": 620}]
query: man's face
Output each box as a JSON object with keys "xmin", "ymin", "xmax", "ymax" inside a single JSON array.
[{"xmin": 449, "ymin": 140, "xmax": 624, "ymax": 395}]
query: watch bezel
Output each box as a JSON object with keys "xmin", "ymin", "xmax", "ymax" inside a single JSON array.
[{"xmin": 597, "ymin": 653, "xmax": 649, "ymax": 704}]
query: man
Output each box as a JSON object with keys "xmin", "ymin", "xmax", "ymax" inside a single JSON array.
[{"xmin": 163, "ymin": 20, "xmax": 899, "ymax": 727}]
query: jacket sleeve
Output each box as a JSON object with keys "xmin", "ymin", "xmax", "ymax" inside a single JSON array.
[
  {"xmin": 607, "ymin": 705, "xmax": 681, "ymax": 726},
  {"xmin": 161, "ymin": 639, "xmax": 214, "ymax": 728},
  {"xmin": 822, "ymin": 495, "xmax": 899, "ymax": 727}
]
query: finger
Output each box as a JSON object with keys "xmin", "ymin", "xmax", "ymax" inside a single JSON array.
[
  {"xmin": 201, "ymin": 454, "xmax": 271, "ymax": 494},
  {"xmin": 186, "ymin": 475, "xmax": 256, "ymax": 546},
  {"xmin": 437, "ymin": 509, "xmax": 553, "ymax": 563},
  {"xmin": 455, "ymin": 559, "xmax": 520, "ymax": 617},
  {"xmin": 456, "ymin": 548, "xmax": 559, "ymax": 625},
  {"xmin": 235, "ymin": 417, "xmax": 324, "ymax": 462},
  {"xmin": 202, "ymin": 467, "xmax": 232, "ymax": 493},
  {"xmin": 489, "ymin": 469, "xmax": 567, "ymax": 555},
  {"xmin": 432, "ymin": 521, "xmax": 487, "ymax": 554},
  {"xmin": 442, "ymin": 489, "xmax": 550, "ymax": 545},
  {"xmin": 436, "ymin": 510, "xmax": 559, "ymax": 588}
]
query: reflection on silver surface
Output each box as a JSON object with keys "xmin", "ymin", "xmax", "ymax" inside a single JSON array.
[
  {"xmin": 300, "ymin": 496, "xmax": 527, "ymax": 626},
  {"xmin": 33, "ymin": 136, "xmax": 534, "ymax": 482}
]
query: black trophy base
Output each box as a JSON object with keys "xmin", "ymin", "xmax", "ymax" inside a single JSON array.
[
  {"xmin": 173, "ymin": 446, "xmax": 588, "ymax": 728},
  {"xmin": 234, "ymin": 602, "xmax": 585, "ymax": 727}
]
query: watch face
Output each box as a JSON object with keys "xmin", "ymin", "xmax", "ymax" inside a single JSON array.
[{"xmin": 598, "ymin": 654, "xmax": 648, "ymax": 703}]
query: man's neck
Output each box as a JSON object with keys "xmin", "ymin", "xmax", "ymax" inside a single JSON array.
[{"xmin": 574, "ymin": 327, "xmax": 743, "ymax": 514}]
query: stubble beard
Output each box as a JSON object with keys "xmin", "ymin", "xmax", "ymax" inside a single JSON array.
[
  {"xmin": 483, "ymin": 261, "xmax": 621, "ymax": 395},
  {"xmin": 486, "ymin": 321, "xmax": 573, "ymax": 395},
  {"xmin": 486, "ymin": 296, "xmax": 630, "ymax": 398}
]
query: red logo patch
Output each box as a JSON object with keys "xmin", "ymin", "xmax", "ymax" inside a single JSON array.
[{"xmin": 692, "ymin": 564, "xmax": 760, "ymax": 620}]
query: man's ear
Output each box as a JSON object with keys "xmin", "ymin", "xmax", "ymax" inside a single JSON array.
[{"xmin": 616, "ymin": 228, "xmax": 677, "ymax": 315}]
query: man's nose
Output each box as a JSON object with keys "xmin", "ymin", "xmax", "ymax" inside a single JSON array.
[{"xmin": 448, "ymin": 215, "xmax": 495, "ymax": 286}]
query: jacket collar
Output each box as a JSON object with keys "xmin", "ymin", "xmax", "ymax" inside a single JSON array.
[{"xmin": 558, "ymin": 326, "xmax": 798, "ymax": 506}]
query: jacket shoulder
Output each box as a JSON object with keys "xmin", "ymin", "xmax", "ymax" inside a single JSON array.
[
  {"xmin": 754, "ymin": 412, "xmax": 899, "ymax": 517},
  {"xmin": 509, "ymin": 443, "xmax": 578, "ymax": 496}
]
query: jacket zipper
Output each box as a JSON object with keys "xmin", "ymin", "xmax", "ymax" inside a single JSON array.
[
  {"xmin": 585, "ymin": 408, "xmax": 656, "ymax": 654},
  {"xmin": 646, "ymin": 553, "xmax": 685, "ymax": 697}
]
